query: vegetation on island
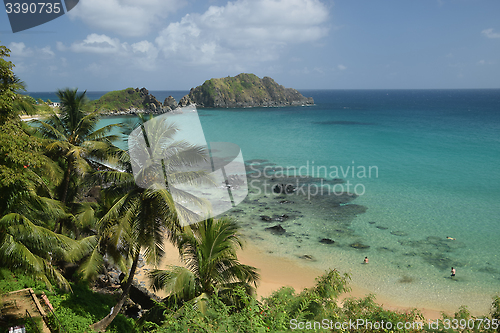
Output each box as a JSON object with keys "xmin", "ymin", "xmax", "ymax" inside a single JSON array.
[
  {"xmin": 88, "ymin": 87, "xmax": 166, "ymax": 114},
  {"xmin": 88, "ymin": 88, "xmax": 146, "ymax": 112},
  {"xmin": 187, "ymin": 73, "xmax": 314, "ymax": 108},
  {"xmin": 2, "ymin": 41, "xmax": 500, "ymax": 333}
]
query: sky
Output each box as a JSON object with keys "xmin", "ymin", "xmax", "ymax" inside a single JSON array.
[{"xmin": 0, "ymin": 0, "xmax": 499, "ymax": 92}]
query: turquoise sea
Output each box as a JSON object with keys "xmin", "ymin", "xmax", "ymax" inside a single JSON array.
[{"xmin": 28, "ymin": 89, "xmax": 500, "ymax": 313}]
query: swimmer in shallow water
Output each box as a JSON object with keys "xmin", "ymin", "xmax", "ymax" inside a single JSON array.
[{"xmin": 446, "ymin": 236, "xmax": 456, "ymax": 240}]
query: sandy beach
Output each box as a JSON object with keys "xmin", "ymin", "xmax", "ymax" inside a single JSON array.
[
  {"xmin": 20, "ymin": 114, "xmax": 44, "ymax": 121},
  {"xmin": 136, "ymin": 240, "xmax": 450, "ymax": 320}
]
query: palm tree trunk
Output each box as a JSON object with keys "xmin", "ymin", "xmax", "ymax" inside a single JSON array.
[
  {"xmin": 54, "ymin": 161, "xmax": 71, "ymax": 233},
  {"xmin": 61, "ymin": 161, "xmax": 72, "ymax": 204},
  {"xmin": 54, "ymin": 162, "xmax": 72, "ymax": 233},
  {"xmin": 91, "ymin": 249, "xmax": 140, "ymax": 332}
]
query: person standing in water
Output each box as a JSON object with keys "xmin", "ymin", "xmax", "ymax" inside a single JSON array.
[
  {"xmin": 364, "ymin": 257, "xmax": 369, "ymax": 264},
  {"xmin": 451, "ymin": 267, "xmax": 456, "ymax": 278}
]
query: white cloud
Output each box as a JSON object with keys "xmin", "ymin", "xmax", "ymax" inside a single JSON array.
[
  {"xmin": 8, "ymin": 42, "xmax": 55, "ymax": 59},
  {"xmin": 131, "ymin": 40, "xmax": 159, "ymax": 70},
  {"xmin": 481, "ymin": 28, "xmax": 500, "ymax": 39},
  {"xmin": 56, "ymin": 41, "xmax": 67, "ymax": 51},
  {"xmin": 338, "ymin": 64, "xmax": 346, "ymax": 70},
  {"xmin": 156, "ymin": 0, "xmax": 329, "ymax": 66},
  {"xmin": 132, "ymin": 40, "xmax": 156, "ymax": 54},
  {"xmin": 68, "ymin": 0, "xmax": 185, "ymax": 37},
  {"xmin": 63, "ymin": 34, "xmax": 159, "ymax": 71},
  {"xmin": 70, "ymin": 34, "xmax": 127, "ymax": 54},
  {"xmin": 8, "ymin": 42, "xmax": 33, "ymax": 57},
  {"xmin": 40, "ymin": 46, "xmax": 55, "ymax": 58},
  {"xmin": 477, "ymin": 59, "xmax": 494, "ymax": 65}
]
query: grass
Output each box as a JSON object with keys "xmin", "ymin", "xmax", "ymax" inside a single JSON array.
[
  {"xmin": 88, "ymin": 88, "xmax": 146, "ymax": 112},
  {"xmin": 193, "ymin": 73, "xmax": 283, "ymax": 106},
  {"xmin": 0, "ymin": 269, "xmax": 136, "ymax": 333}
]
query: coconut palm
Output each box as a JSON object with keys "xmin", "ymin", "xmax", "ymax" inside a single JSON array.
[
  {"xmin": 32, "ymin": 88, "xmax": 120, "ymax": 206},
  {"xmin": 0, "ymin": 46, "xmax": 90, "ymax": 289},
  {"xmin": 0, "ymin": 213, "xmax": 89, "ymax": 291},
  {"xmin": 84, "ymin": 114, "xmax": 215, "ymax": 331},
  {"xmin": 32, "ymin": 88, "xmax": 121, "ymax": 234},
  {"xmin": 148, "ymin": 217, "xmax": 259, "ymax": 312},
  {"xmin": 0, "ymin": 154, "xmax": 81, "ymax": 292}
]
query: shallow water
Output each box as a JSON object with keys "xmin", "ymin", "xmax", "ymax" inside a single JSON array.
[{"xmin": 93, "ymin": 89, "xmax": 500, "ymax": 314}]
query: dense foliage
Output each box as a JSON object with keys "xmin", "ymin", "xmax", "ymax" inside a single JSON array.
[
  {"xmin": 3, "ymin": 266, "xmax": 500, "ymax": 333},
  {"xmin": 88, "ymin": 88, "xmax": 147, "ymax": 112},
  {"xmin": 149, "ymin": 217, "xmax": 259, "ymax": 312},
  {"xmin": 0, "ymin": 269, "xmax": 136, "ymax": 333},
  {"xmin": 0, "ymin": 44, "xmax": 20, "ymax": 123}
]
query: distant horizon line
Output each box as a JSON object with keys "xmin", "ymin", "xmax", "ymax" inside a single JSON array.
[{"xmin": 24, "ymin": 87, "xmax": 500, "ymax": 93}]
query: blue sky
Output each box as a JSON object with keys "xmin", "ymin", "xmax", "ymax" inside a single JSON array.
[{"xmin": 1, "ymin": 0, "xmax": 499, "ymax": 91}]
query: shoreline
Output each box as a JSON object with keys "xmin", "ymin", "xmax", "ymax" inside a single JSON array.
[
  {"xmin": 136, "ymin": 240, "xmax": 466, "ymax": 320},
  {"xmin": 237, "ymin": 242, "xmax": 455, "ymax": 320},
  {"xmin": 19, "ymin": 109, "xmax": 184, "ymax": 122},
  {"xmin": 20, "ymin": 114, "xmax": 44, "ymax": 121}
]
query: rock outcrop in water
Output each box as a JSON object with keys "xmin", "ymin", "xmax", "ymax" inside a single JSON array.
[
  {"xmin": 90, "ymin": 87, "xmax": 181, "ymax": 115},
  {"xmin": 185, "ymin": 73, "xmax": 314, "ymax": 108}
]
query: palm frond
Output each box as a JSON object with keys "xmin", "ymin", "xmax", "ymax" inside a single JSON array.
[
  {"xmin": 86, "ymin": 123, "xmax": 122, "ymax": 141},
  {"xmin": 148, "ymin": 266, "xmax": 198, "ymax": 300},
  {"xmin": 77, "ymin": 237, "xmax": 105, "ymax": 281}
]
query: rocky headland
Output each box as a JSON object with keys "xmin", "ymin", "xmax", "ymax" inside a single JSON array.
[{"xmin": 90, "ymin": 87, "xmax": 176, "ymax": 116}]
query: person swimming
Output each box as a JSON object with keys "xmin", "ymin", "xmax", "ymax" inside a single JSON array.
[{"xmin": 446, "ymin": 236, "xmax": 456, "ymax": 240}]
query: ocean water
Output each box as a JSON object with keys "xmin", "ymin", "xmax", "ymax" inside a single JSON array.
[
  {"xmin": 30, "ymin": 89, "xmax": 500, "ymax": 313},
  {"xmin": 192, "ymin": 90, "xmax": 500, "ymax": 314}
]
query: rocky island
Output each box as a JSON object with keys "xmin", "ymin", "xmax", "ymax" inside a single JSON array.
[
  {"xmin": 185, "ymin": 73, "xmax": 314, "ymax": 108},
  {"xmin": 89, "ymin": 87, "xmax": 173, "ymax": 115},
  {"xmin": 90, "ymin": 74, "xmax": 313, "ymax": 115}
]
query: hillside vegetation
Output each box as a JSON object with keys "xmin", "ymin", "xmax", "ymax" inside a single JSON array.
[
  {"xmin": 88, "ymin": 87, "xmax": 166, "ymax": 114},
  {"xmin": 187, "ymin": 73, "xmax": 314, "ymax": 108},
  {"xmin": 89, "ymin": 88, "xmax": 144, "ymax": 111}
]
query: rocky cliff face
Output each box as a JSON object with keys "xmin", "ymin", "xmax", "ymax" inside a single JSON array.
[
  {"xmin": 163, "ymin": 96, "xmax": 178, "ymax": 110},
  {"xmin": 139, "ymin": 88, "xmax": 166, "ymax": 113},
  {"xmin": 92, "ymin": 88, "xmax": 177, "ymax": 115},
  {"xmin": 185, "ymin": 73, "xmax": 314, "ymax": 108}
]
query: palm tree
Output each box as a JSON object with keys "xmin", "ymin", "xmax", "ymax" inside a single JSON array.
[
  {"xmin": 148, "ymin": 217, "xmax": 259, "ymax": 312},
  {"xmin": 83, "ymin": 114, "xmax": 214, "ymax": 332},
  {"xmin": 0, "ymin": 213, "xmax": 88, "ymax": 291},
  {"xmin": 0, "ymin": 127, "xmax": 89, "ymax": 291},
  {"xmin": 0, "ymin": 43, "xmax": 28, "ymax": 123},
  {"xmin": 33, "ymin": 88, "xmax": 120, "ymax": 204},
  {"xmin": 32, "ymin": 88, "xmax": 121, "ymax": 232},
  {"xmin": 0, "ymin": 47, "xmax": 90, "ymax": 289}
]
